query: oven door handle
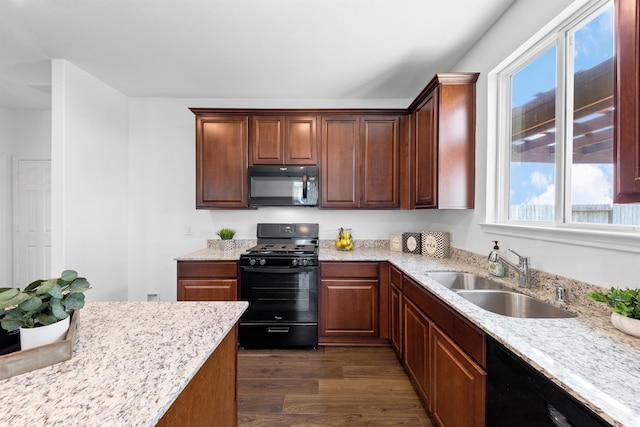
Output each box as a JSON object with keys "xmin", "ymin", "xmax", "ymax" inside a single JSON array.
[{"xmin": 241, "ymin": 266, "xmax": 317, "ymax": 273}]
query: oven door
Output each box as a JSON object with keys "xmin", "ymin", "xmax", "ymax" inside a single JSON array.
[{"xmin": 240, "ymin": 265, "xmax": 318, "ymax": 323}]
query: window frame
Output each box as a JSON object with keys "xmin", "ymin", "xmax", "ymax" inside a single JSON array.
[{"xmin": 484, "ymin": 0, "xmax": 640, "ymax": 254}]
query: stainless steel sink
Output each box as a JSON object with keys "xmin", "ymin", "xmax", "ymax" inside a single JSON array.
[
  {"xmin": 456, "ymin": 290, "xmax": 577, "ymax": 319},
  {"xmin": 426, "ymin": 272, "xmax": 506, "ymax": 290}
]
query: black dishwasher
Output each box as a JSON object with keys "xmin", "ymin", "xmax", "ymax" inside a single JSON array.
[{"xmin": 486, "ymin": 336, "xmax": 612, "ymax": 427}]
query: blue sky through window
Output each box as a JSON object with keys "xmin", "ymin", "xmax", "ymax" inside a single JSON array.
[{"xmin": 509, "ymin": 5, "xmax": 614, "ymax": 210}]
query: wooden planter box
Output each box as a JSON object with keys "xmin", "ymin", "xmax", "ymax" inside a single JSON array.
[{"xmin": 0, "ymin": 310, "xmax": 79, "ymax": 380}]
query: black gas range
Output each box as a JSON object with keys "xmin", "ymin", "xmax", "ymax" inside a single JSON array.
[{"xmin": 238, "ymin": 223, "xmax": 319, "ymax": 348}]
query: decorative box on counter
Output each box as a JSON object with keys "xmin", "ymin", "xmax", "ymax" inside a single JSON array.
[
  {"xmin": 0, "ymin": 310, "xmax": 79, "ymax": 380},
  {"xmin": 402, "ymin": 232, "xmax": 422, "ymax": 254},
  {"xmin": 421, "ymin": 231, "xmax": 450, "ymax": 258},
  {"xmin": 389, "ymin": 233, "xmax": 403, "ymax": 252}
]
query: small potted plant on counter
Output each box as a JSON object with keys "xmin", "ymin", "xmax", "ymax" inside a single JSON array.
[
  {"xmin": 217, "ymin": 228, "xmax": 236, "ymax": 252},
  {"xmin": 0, "ymin": 270, "xmax": 91, "ymax": 350},
  {"xmin": 587, "ymin": 287, "xmax": 640, "ymax": 337}
]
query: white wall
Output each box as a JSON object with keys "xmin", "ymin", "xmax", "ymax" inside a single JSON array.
[
  {"xmin": 51, "ymin": 59, "xmax": 129, "ymax": 301},
  {"xmin": 4, "ymin": 110, "xmax": 51, "ymax": 155},
  {"xmin": 125, "ymin": 0, "xmax": 639, "ymax": 301},
  {"xmin": 43, "ymin": 0, "xmax": 635, "ymax": 303},
  {"xmin": 128, "ymin": 98, "xmax": 431, "ymax": 301},
  {"xmin": 438, "ymin": 0, "xmax": 640, "ymax": 288},
  {"xmin": 0, "ymin": 107, "xmax": 10, "ymax": 285}
]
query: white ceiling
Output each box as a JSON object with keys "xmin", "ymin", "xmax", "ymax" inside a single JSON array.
[{"xmin": 0, "ymin": 0, "xmax": 515, "ymax": 111}]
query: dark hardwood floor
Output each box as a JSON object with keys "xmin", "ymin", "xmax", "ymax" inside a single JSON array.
[{"xmin": 237, "ymin": 346, "xmax": 433, "ymax": 426}]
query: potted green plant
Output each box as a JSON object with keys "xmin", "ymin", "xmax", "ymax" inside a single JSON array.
[
  {"xmin": 216, "ymin": 228, "xmax": 236, "ymax": 251},
  {"xmin": 587, "ymin": 287, "xmax": 640, "ymax": 337},
  {"xmin": 0, "ymin": 270, "xmax": 91, "ymax": 349}
]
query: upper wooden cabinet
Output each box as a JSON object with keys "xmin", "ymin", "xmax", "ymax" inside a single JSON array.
[
  {"xmin": 614, "ymin": 0, "xmax": 640, "ymax": 203},
  {"xmin": 408, "ymin": 73, "xmax": 479, "ymax": 209},
  {"xmin": 361, "ymin": 116, "xmax": 401, "ymax": 208},
  {"xmin": 321, "ymin": 115, "xmax": 402, "ymax": 208},
  {"xmin": 411, "ymin": 92, "xmax": 437, "ymax": 208},
  {"xmin": 320, "ymin": 116, "xmax": 360, "ymax": 208},
  {"xmin": 192, "ymin": 112, "xmax": 248, "ymax": 209},
  {"xmin": 250, "ymin": 116, "xmax": 318, "ymax": 165}
]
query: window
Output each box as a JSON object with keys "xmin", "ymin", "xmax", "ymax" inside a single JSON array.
[{"xmin": 496, "ymin": 0, "xmax": 640, "ymax": 228}]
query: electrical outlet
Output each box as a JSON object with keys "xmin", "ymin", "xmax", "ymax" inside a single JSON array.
[{"xmin": 147, "ymin": 293, "xmax": 159, "ymax": 302}]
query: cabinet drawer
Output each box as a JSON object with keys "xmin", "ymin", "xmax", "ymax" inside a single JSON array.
[
  {"xmin": 321, "ymin": 262, "xmax": 379, "ymax": 278},
  {"xmin": 177, "ymin": 261, "xmax": 238, "ymax": 278},
  {"xmin": 390, "ymin": 265, "xmax": 403, "ymax": 290},
  {"xmin": 178, "ymin": 279, "xmax": 238, "ymax": 301},
  {"xmin": 403, "ymin": 275, "xmax": 485, "ymax": 368}
]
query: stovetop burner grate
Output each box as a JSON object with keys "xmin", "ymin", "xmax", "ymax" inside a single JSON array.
[{"xmin": 246, "ymin": 243, "xmax": 317, "ymax": 255}]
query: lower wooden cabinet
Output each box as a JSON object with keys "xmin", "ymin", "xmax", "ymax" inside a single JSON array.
[
  {"xmin": 389, "ymin": 264, "xmax": 404, "ymax": 357},
  {"xmin": 403, "ymin": 297, "xmax": 430, "ymax": 406},
  {"xmin": 398, "ymin": 271, "xmax": 486, "ymax": 427},
  {"xmin": 177, "ymin": 261, "xmax": 238, "ymax": 301},
  {"xmin": 319, "ymin": 261, "xmax": 388, "ymax": 345},
  {"xmin": 431, "ymin": 325, "xmax": 486, "ymax": 427}
]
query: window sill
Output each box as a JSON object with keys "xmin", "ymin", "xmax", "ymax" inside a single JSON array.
[{"xmin": 479, "ymin": 223, "xmax": 640, "ymax": 254}]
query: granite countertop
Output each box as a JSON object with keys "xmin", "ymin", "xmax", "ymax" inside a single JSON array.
[
  {"xmin": 175, "ymin": 246, "xmax": 248, "ymax": 261},
  {"xmin": 0, "ymin": 301, "xmax": 248, "ymax": 427},
  {"xmin": 323, "ymin": 248, "xmax": 640, "ymax": 427},
  {"xmin": 175, "ymin": 242, "xmax": 640, "ymax": 426}
]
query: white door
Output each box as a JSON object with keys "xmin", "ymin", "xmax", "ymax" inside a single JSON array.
[{"xmin": 14, "ymin": 158, "xmax": 51, "ymax": 287}]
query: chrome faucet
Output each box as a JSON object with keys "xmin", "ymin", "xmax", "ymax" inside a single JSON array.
[{"xmin": 488, "ymin": 248, "xmax": 530, "ymax": 288}]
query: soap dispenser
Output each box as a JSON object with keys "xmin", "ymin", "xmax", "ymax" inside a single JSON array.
[{"xmin": 488, "ymin": 241, "xmax": 505, "ymax": 277}]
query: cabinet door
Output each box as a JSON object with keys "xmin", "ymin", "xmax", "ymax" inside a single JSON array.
[
  {"xmin": 411, "ymin": 92, "xmax": 437, "ymax": 208},
  {"xmin": 321, "ymin": 116, "xmax": 360, "ymax": 208},
  {"xmin": 178, "ymin": 279, "xmax": 238, "ymax": 301},
  {"xmin": 403, "ymin": 297, "xmax": 430, "ymax": 407},
  {"xmin": 250, "ymin": 116, "xmax": 284, "ymax": 165},
  {"xmin": 361, "ymin": 116, "xmax": 400, "ymax": 208},
  {"xmin": 196, "ymin": 115, "xmax": 248, "ymax": 208},
  {"xmin": 614, "ymin": 0, "xmax": 640, "ymax": 203},
  {"xmin": 390, "ymin": 283, "xmax": 403, "ymax": 358},
  {"xmin": 431, "ymin": 325, "xmax": 486, "ymax": 427},
  {"xmin": 319, "ymin": 278, "xmax": 379, "ymax": 337},
  {"xmin": 285, "ymin": 116, "xmax": 318, "ymax": 165},
  {"xmin": 390, "ymin": 265, "xmax": 403, "ymax": 357},
  {"xmin": 177, "ymin": 261, "xmax": 239, "ymax": 301},
  {"xmin": 437, "ymin": 82, "xmax": 476, "ymax": 209}
]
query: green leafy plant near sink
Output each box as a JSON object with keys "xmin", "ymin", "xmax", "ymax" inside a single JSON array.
[{"xmin": 587, "ymin": 287, "xmax": 640, "ymax": 319}]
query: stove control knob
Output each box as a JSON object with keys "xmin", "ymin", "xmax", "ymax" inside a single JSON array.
[
  {"xmin": 259, "ymin": 258, "xmax": 266, "ymax": 266},
  {"xmin": 301, "ymin": 258, "xmax": 309, "ymax": 266},
  {"xmin": 249, "ymin": 258, "xmax": 256, "ymax": 266},
  {"xmin": 292, "ymin": 259, "xmax": 298, "ymax": 266}
]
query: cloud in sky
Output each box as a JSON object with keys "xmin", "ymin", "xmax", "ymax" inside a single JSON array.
[
  {"xmin": 530, "ymin": 170, "xmax": 551, "ymax": 190},
  {"xmin": 522, "ymin": 164, "xmax": 612, "ymax": 206},
  {"xmin": 571, "ymin": 164, "xmax": 612, "ymax": 204},
  {"xmin": 527, "ymin": 183, "xmax": 555, "ymax": 205}
]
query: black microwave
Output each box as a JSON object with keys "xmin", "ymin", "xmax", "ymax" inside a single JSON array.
[{"xmin": 248, "ymin": 165, "xmax": 319, "ymax": 207}]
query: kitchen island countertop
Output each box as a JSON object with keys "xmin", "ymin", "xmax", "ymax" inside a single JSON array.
[{"xmin": 0, "ymin": 300, "xmax": 247, "ymax": 426}]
